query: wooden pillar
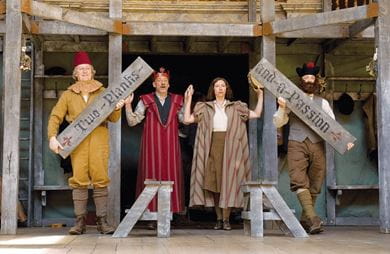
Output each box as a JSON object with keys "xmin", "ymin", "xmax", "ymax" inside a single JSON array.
[
  {"xmin": 375, "ymin": 0, "xmax": 390, "ymax": 234},
  {"xmin": 32, "ymin": 37, "xmax": 44, "ymax": 226},
  {"xmin": 248, "ymin": 1, "xmax": 259, "ymax": 180},
  {"xmin": 323, "ymin": 0, "xmax": 333, "ymax": 11},
  {"xmin": 259, "ymin": 0, "xmax": 277, "ymax": 182},
  {"xmin": 1, "ymin": 0, "xmax": 22, "ymax": 234},
  {"xmin": 248, "ymin": 0, "xmax": 257, "ymax": 22},
  {"xmin": 107, "ymin": 0, "xmax": 122, "ymax": 226}
]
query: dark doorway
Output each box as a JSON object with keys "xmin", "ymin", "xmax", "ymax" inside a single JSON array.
[{"xmin": 120, "ymin": 54, "xmax": 249, "ymax": 222}]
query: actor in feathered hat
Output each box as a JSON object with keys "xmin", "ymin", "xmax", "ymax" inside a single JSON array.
[
  {"xmin": 273, "ymin": 61, "xmax": 353, "ymax": 234},
  {"xmin": 48, "ymin": 51, "xmax": 126, "ymax": 235},
  {"xmin": 124, "ymin": 67, "xmax": 186, "ymax": 227}
]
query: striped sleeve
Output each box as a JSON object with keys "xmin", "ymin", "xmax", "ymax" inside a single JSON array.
[
  {"xmin": 235, "ymin": 101, "xmax": 249, "ymax": 121},
  {"xmin": 193, "ymin": 102, "xmax": 206, "ymax": 123}
]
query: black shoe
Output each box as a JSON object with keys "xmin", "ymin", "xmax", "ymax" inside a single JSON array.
[
  {"xmin": 214, "ymin": 220, "xmax": 223, "ymax": 230},
  {"xmin": 18, "ymin": 220, "xmax": 27, "ymax": 228}
]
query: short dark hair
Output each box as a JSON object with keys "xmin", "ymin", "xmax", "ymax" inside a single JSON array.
[{"xmin": 206, "ymin": 77, "xmax": 234, "ymax": 101}]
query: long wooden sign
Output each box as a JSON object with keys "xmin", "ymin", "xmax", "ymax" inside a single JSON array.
[
  {"xmin": 57, "ymin": 57, "xmax": 154, "ymax": 158},
  {"xmin": 248, "ymin": 58, "xmax": 356, "ymax": 155}
]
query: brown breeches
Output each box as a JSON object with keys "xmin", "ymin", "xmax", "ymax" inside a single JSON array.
[{"xmin": 287, "ymin": 139, "xmax": 326, "ymax": 194}]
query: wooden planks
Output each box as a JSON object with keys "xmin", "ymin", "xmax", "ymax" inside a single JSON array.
[
  {"xmin": 375, "ymin": 0, "xmax": 390, "ymax": 234},
  {"xmin": 1, "ymin": 0, "xmax": 22, "ymax": 235},
  {"xmin": 263, "ymin": 3, "xmax": 378, "ymax": 35},
  {"xmin": 249, "ymin": 58, "xmax": 356, "ymax": 154},
  {"xmin": 57, "ymin": 57, "xmax": 153, "ymax": 158}
]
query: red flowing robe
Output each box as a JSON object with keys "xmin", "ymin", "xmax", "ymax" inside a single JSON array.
[{"xmin": 135, "ymin": 93, "xmax": 184, "ymax": 213}]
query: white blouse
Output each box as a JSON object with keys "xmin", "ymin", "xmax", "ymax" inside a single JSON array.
[{"xmin": 213, "ymin": 100, "xmax": 228, "ymax": 132}]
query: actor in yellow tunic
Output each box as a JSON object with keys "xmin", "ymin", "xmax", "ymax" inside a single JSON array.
[{"xmin": 47, "ymin": 51, "xmax": 125, "ymax": 235}]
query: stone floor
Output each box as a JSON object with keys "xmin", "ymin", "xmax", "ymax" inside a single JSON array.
[{"xmin": 0, "ymin": 226, "xmax": 389, "ymax": 254}]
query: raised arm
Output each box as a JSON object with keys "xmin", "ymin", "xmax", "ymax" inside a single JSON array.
[
  {"xmin": 124, "ymin": 94, "xmax": 145, "ymax": 126},
  {"xmin": 183, "ymin": 85, "xmax": 195, "ymax": 124},
  {"xmin": 248, "ymin": 88, "xmax": 264, "ymax": 119},
  {"xmin": 273, "ymin": 97, "xmax": 290, "ymax": 128}
]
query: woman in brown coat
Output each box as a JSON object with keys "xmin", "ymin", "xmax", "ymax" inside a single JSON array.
[
  {"xmin": 183, "ymin": 78, "xmax": 263, "ymax": 230},
  {"xmin": 48, "ymin": 51, "xmax": 125, "ymax": 235}
]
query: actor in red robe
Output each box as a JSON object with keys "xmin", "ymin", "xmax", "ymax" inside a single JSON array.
[{"xmin": 125, "ymin": 67, "xmax": 184, "ymax": 213}]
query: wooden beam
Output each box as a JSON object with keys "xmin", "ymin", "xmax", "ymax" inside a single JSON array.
[
  {"xmin": 22, "ymin": 13, "xmax": 31, "ymax": 33},
  {"xmin": 72, "ymin": 35, "xmax": 80, "ymax": 43},
  {"xmin": 107, "ymin": 0, "xmax": 122, "ymax": 227},
  {"xmin": 0, "ymin": 1, "xmax": 5, "ymax": 14},
  {"xmin": 322, "ymin": 39, "xmax": 344, "ymax": 54},
  {"xmin": 263, "ymin": 3, "xmax": 379, "ymax": 35},
  {"xmin": 21, "ymin": 0, "xmax": 123, "ymax": 34},
  {"xmin": 218, "ymin": 37, "xmax": 233, "ymax": 53},
  {"xmin": 323, "ymin": 0, "xmax": 332, "ymax": 12},
  {"xmin": 258, "ymin": 0, "xmax": 277, "ymax": 182},
  {"xmin": 349, "ymin": 18, "xmax": 375, "ymax": 37},
  {"xmin": 0, "ymin": 19, "xmax": 375, "ymax": 39},
  {"xmin": 30, "ymin": 20, "xmax": 106, "ymax": 35},
  {"xmin": 43, "ymin": 41, "xmax": 107, "ymax": 52},
  {"xmin": 278, "ymin": 24, "xmax": 350, "ymax": 38},
  {"xmin": 286, "ymin": 38, "xmax": 297, "ymax": 47},
  {"xmin": 0, "ymin": 21, "xmax": 4, "ymax": 34},
  {"xmin": 324, "ymin": 18, "xmax": 375, "ymax": 54},
  {"xmin": 125, "ymin": 22, "xmax": 262, "ymax": 37},
  {"xmin": 32, "ymin": 37, "xmax": 44, "ymax": 227},
  {"xmin": 376, "ymin": 0, "xmax": 390, "ymax": 234},
  {"xmin": 1, "ymin": 0, "xmax": 22, "ymax": 235},
  {"xmin": 149, "ymin": 37, "xmax": 158, "ymax": 52},
  {"xmin": 184, "ymin": 37, "xmax": 196, "ymax": 53},
  {"xmin": 248, "ymin": 0, "xmax": 257, "ymax": 22}
]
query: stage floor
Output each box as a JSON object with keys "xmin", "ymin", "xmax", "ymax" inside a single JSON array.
[{"xmin": 0, "ymin": 226, "xmax": 389, "ymax": 254}]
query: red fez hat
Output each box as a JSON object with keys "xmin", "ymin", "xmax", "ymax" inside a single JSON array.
[
  {"xmin": 152, "ymin": 67, "xmax": 170, "ymax": 81},
  {"xmin": 296, "ymin": 61, "xmax": 320, "ymax": 77},
  {"xmin": 73, "ymin": 51, "xmax": 92, "ymax": 67}
]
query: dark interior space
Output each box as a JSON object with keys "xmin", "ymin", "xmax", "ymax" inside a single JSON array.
[{"xmin": 120, "ymin": 54, "xmax": 249, "ymax": 225}]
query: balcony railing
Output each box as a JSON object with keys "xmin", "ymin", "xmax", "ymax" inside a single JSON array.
[{"xmin": 332, "ymin": 0, "xmax": 372, "ymax": 10}]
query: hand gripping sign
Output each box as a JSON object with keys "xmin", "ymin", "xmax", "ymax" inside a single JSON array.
[
  {"xmin": 248, "ymin": 58, "xmax": 356, "ymax": 155},
  {"xmin": 57, "ymin": 57, "xmax": 154, "ymax": 158}
]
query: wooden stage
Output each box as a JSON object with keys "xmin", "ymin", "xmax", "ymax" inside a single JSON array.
[{"xmin": 0, "ymin": 226, "xmax": 388, "ymax": 254}]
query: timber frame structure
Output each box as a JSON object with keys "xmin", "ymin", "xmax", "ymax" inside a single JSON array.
[{"xmin": 0, "ymin": 0, "xmax": 389, "ymax": 235}]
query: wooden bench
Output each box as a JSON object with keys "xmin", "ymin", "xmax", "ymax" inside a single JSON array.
[
  {"xmin": 113, "ymin": 181, "xmax": 173, "ymax": 238},
  {"xmin": 241, "ymin": 181, "xmax": 308, "ymax": 238}
]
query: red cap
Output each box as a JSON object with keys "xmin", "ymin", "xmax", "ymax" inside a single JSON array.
[
  {"xmin": 152, "ymin": 67, "xmax": 170, "ymax": 81},
  {"xmin": 73, "ymin": 51, "xmax": 92, "ymax": 67}
]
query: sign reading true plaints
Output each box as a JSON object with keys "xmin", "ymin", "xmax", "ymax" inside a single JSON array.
[
  {"xmin": 57, "ymin": 57, "xmax": 154, "ymax": 158},
  {"xmin": 248, "ymin": 58, "xmax": 356, "ymax": 155}
]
